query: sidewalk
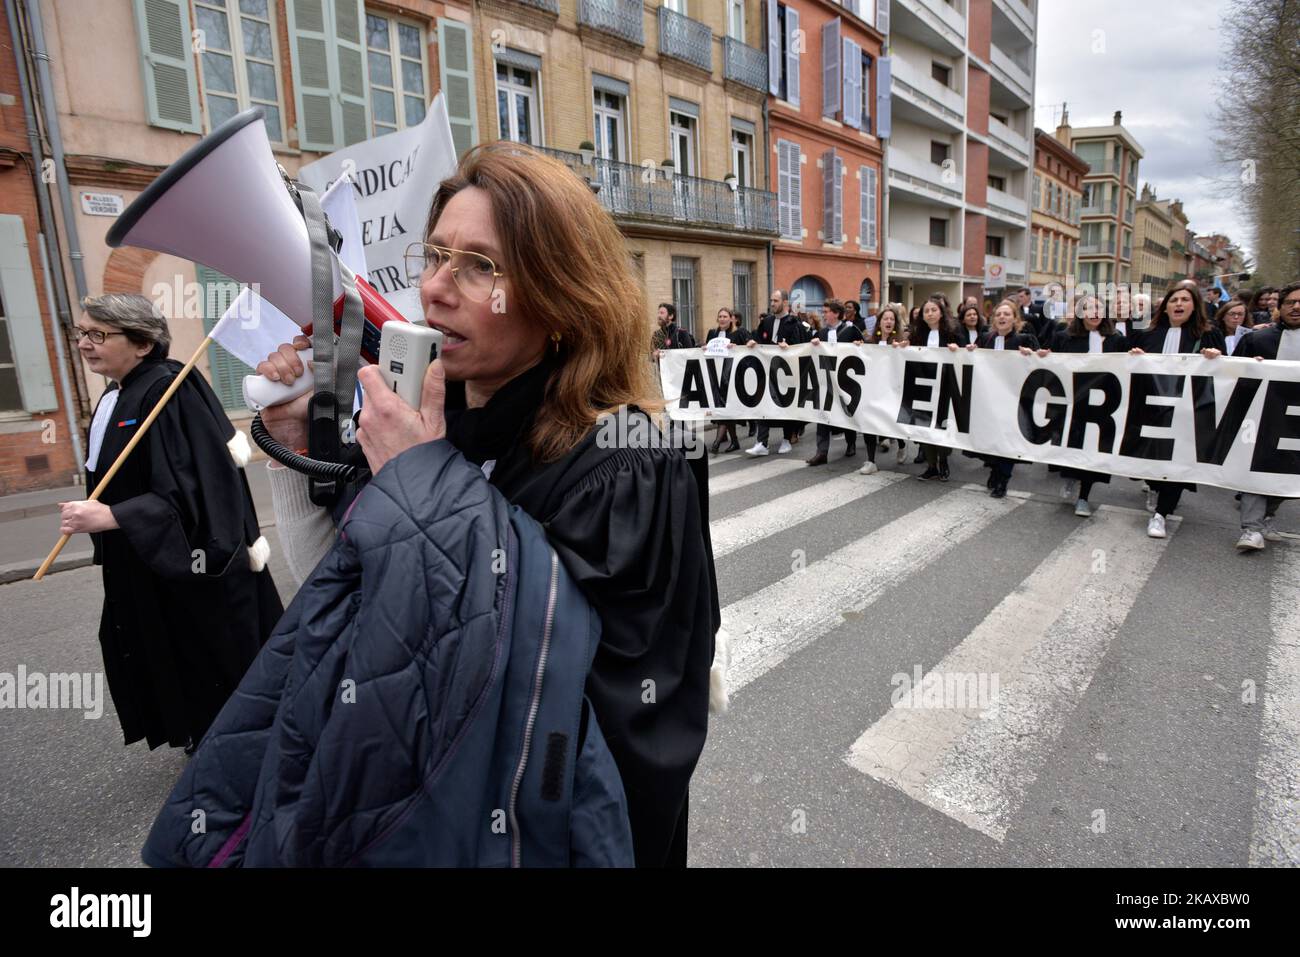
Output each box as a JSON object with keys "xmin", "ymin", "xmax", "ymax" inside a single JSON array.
[{"xmin": 0, "ymin": 456, "xmax": 276, "ymax": 584}]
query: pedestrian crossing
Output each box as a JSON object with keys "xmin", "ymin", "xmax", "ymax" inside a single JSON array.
[{"xmin": 697, "ymin": 442, "xmax": 1299, "ymax": 866}]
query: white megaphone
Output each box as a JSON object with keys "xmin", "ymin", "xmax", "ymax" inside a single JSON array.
[{"xmin": 106, "ymin": 108, "xmax": 408, "ymax": 407}]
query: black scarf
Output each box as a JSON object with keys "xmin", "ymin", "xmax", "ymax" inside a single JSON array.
[{"xmin": 444, "ymin": 352, "xmax": 558, "ymax": 478}]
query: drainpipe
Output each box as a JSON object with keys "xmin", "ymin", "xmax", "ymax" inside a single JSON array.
[
  {"xmin": 24, "ymin": 0, "xmax": 89, "ymax": 301},
  {"xmin": 8, "ymin": 0, "xmax": 84, "ymax": 469},
  {"xmin": 763, "ymin": 93, "xmax": 774, "ymax": 305}
]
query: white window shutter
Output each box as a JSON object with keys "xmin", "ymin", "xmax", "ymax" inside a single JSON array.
[
  {"xmin": 784, "ymin": 7, "xmax": 800, "ymax": 107},
  {"xmin": 876, "ymin": 0, "xmax": 890, "ymax": 35},
  {"xmin": 288, "ymin": 0, "xmax": 338, "ymax": 150},
  {"xmin": 132, "ymin": 0, "xmax": 200, "ymax": 133},
  {"xmin": 865, "ymin": 165, "xmax": 878, "ymax": 251},
  {"xmin": 332, "ymin": 0, "xmax": 370, "ymax": 146},
  {"xmin": 777, "ymin": 141, "xmax": 790, "ymax": 238},
  {"xmin": 0, "ymin": 216, "xmax": 58, "ymax": 412},
  {"xmin": 834, "ymin": 153, "xmax": 844, "ymax": 243},
  {"xmin": 842, "ymin": 38, "xmax": 861, "ymax": 128},
  {"xmin": 822, "ymin": 19, "xmax": 840, "ymax": 118},
  {"xmin": 876, "ymin": 55, "xmax": 891, "ymax": 138},
  {"xmin": 438, "ymin": 17, "xmax": 478, "ymax": 157},
  {"xmin": 822, "ymin": 149, "xmax": 834, "ymax": 242},
  {"xmin": 790, "ymin": 143, "xmax": 803, "ymax": 236},
  {"xmin": 768, "ymin": 0, "xmax": 781, "ymax": 96}
]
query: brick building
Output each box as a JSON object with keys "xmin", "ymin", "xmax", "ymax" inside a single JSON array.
[
  {"xmin": 1064, "ymin": 108, "xmax": 1143, "ymax": 288},
  {"xmin": 1028, "ymin": 124, "xmax": 1084, "ymax": 293},
  {"xmin": 1133, "ymin": 183, "xmax": 1175, "ymax": 297}
]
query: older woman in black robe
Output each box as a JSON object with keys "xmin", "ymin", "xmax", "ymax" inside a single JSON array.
[{"xmin": 60, "ymin": 295, "xmax": 281, "ymax": 752}]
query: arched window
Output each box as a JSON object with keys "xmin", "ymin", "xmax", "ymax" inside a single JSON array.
[
  {"xmin": 859, "ymin": 279, "xmax": 875, "ymax": 318},
  {"xmin": 790, "ymin": 275, "xmax": 828, "ymax": 315}
]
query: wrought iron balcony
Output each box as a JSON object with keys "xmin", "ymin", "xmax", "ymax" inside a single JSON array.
[
  {"xmin": 659, "ymin": 6, "xmax": 712, "ymax": 72},
  {"xmin": 724, "ymin": 36, "xmax": 766, "ymax": 92},
  {"xmin": 538, "ymin": 146, "xmax": 777, "ymax": 236},
  {"xmin": 578, "ymin": 0, "xmax": 644, "ymax": 46}
]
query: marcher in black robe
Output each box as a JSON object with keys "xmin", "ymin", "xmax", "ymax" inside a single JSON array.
[
  {"xmin": 441, "ymin": 354, "xmax": 718, "ymax": 867},
  {"xmin": 85, "ymin": 356, "xmax": 281, "ymax": 750}
]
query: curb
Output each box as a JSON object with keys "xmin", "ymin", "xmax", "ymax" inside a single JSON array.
[{"xmin": 0, "ymin": 552, "xmax": 94, "ymax": 585}]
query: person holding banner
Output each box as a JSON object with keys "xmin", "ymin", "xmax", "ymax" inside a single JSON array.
[
  {"xmin": 1046, "ymin": 294, "xmax": 1126, "ymax": 517},
  {"xmin": 1216, "ymin": 300, "xmax": 1252, "ymax": 355},
  {"xmin": 257, "ymin": 142, "xmax": 718, "ymax": 867},
  {"xmin": 806, "ymin": 300, "xmax": 864, "ymax": 466},
  {"xmin": 61, "ymin": 295, "xmax": 281, "ymax": 753},
  {"xmin": 1128, "ymin": 283, "xmax": 1226, "ymax": 538},
  {"xmin": 957, "ymin": 304, "xmax": 987, "ymax": 346},
  {"xmin": 966, "ymin": 299, "xmax": 1043, "ymax": 498},
  {"xmin": 861, "ymin": 307, "xmax": 909, "ymax": 472},
  {"xmin": 1232, "ymin": 281, "xmax": 1300, "ymax": 550},
  {"xmin": 900, "ymin": 297, "xmax": 962, "ymax": 481},
  {"xmin": 746, "ymin": 290, "xmax": 804, "ymax": 456},
  {"xmin": 706, "ymin": 307, "xmax": 752, "ymax": 453}
]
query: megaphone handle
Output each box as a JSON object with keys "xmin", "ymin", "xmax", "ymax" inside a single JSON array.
[{"xmin": 243, "ymin": 352, "xmax": 315, "ymax": 410}]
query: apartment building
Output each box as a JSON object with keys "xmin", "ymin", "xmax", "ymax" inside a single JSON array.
[
  {"xmin": 1133, "ymin": 184, "xmax": 1175, "ymax": 297},
  {"xmin": 766, "ymin": 0, "xmax": 886, "ymax": 318},
  {"xmin": 1063, "ymin": 108, "xmax": 1143, "ymax": 288},
  {"xmin": 475, "ymin": 0, "xmax": 775, "ymax": 338},
  {"xmin": 1028, "ymin": 126, "xmax": 1084, "ymax": 292},
  {"xmin": 883, "ymin": 0, "xmax": 1037, "ymax": 309},
  {"xmin": 1156, "ymin": 196, "xmax": 1190, "ymax": 285}
]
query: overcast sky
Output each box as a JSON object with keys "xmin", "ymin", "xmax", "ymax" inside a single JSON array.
[{"xmin": 1034, "ymin": 0, "xmax": 1250, "ymax": 256}]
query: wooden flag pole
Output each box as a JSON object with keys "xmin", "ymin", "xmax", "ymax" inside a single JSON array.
[{"xmin": 32, "ymin": 336, "xmax": 215, "ymax": 581}]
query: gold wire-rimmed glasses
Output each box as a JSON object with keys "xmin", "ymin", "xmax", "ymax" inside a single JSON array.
[{"xmin": 404, "ymin": 242, "xmax": 504, "ymax": 303}]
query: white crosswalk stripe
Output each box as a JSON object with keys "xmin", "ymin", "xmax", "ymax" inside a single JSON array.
[
  {"xmin": 707, "ymin": 455, "xmax": 805, "ymax": 495},
  {"xmin": 1249, "ymin": 543, "xmax": 1300, "ymax": 866},
  {"xmin": 843, "ymin": 506, "xmax": 1173, "ymax": 841},
  {"xmin": 722, "ymin": 488, "xmax": 1023, "ymax": 696}
]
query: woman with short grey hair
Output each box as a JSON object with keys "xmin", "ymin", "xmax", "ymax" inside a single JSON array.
[{"xmin": 59, "ymin": 292, "xmax": 281, "ymax": 754}]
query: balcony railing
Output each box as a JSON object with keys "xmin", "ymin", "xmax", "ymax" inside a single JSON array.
[
  {"xmin": 890, "ymin": 55, "xmax": 965, "ymax": 124},
  {"xmin": 1085, "ymin": 159, "xmax": 1121, "ymax": 176},
  {"xmin": 579, "ymin": 0, "xmax": 644, "ymax": 46},
  {"xmin": 888, "ymin": 147, "xmax": 964, "ymax": 203},
  {"xmin": 993, "ymin": 0, "xmax": 1035, "ymax": 38},
  {"xmin": 988, "ymin": 43, "xmax": 1032, "ymax": 102},
  {"xmin": 1121, "ymin": 245, "xmax": 1132, "ymax": 260},
  {"xmin": 723, "ymin": 36, "xmax": 766, "ymax": 92},
  {"xmin": 538, "ymin": 147, "xmax": 777, "ymax": 235},
  {"xmin": 897, "ymin": 0, "xmax": 966, "ymax": 50},
  {"xmin": 1123, "ymin": 205, "xmax": 1134, "ymax": 224},
  {"xmin": 659, "ymin": 6, "xmax": 712, "ymax": 73},
  {"xmin": 1144, "ymin": 239, "xmax": 1170, "ymax": 257}
]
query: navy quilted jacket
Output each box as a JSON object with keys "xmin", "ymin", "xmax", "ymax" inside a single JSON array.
[{"xmin": 141, "ymin": 440, "xmax": 633, "ymax": 867}]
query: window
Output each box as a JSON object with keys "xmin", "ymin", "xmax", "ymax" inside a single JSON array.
[
  {"xmin": 367, "ymin": 13, "xmax": 427, "ymax": 136},
  {"xmin": 777, "ymin": 139, "xmax": 803, "ymax": 240},
  {"xmin": 1052, "ymin": 235, "xmax": 1061, "ymax": 272},
  {"xmin": 791, "ymin": 275, "xmax": 827, "ymax": 314},
  {"xmin": 731, "ymin": 125, "xmax": 753, "ymax": 187},
  {"xmin": 986, "ymin": 235, "xmax": 1003, "ymax": 256},
  {"xmin": 670, "ymin": 108, "xmax": 698, "ymax": 177},
  {"xmin": 774, "ymin": 3, "xmax": 800, "ymax": 106},
  {"xmin": 732, "ymin": 261, "xmax": 755, "ymax": 327},
  {"xmin": 822, "ymin": 149, "xmax": 844, "ymax": 244},
  {"xmin": 859, "ymin": 164, "xmax": 878, "ymax": 252},
  {"xmin": 859, "ymin": 51, "xmax": 873, "ymax": 131},
  {"xmin": 593, "ymin": 86, "xmax": 626, "ymax": 161},
  {"xmin": 929, "ymin": 217, "xmax": 948, "ymax": 247},
  {"xmin": 194, "ymin": 0, "xmax": 285, "ymax": 141},
  {"xmin": 1030, "ymin": 230, "xmax": 1039, "ymax": 270},
  {"xmin": 728, "ymin": 0, "xmax": 745, "ymax": 40},
  {"xmin": 932, "ymin": 62, "xmax": 951, "ymax": 86},
  {"xmin": 672, "ymin": 257, "xmax": 700, "ymax": 339},
  {"xmin": 0, "ymin": 277, "xmax": 20, "ymax": 410},
  {"xmin": 495, "ymin": 54, "xmax": 541, "ymax": 145},
  {"xmin": 859, "ymin": 279, "xmax": 874, "ymax": 319},
  {"xmin": 988, "ymin": 174, "xmax": 1006, "ymax": 192},
  {"xmin": 931, "ymin": 141, "xmax": 950, "ymax": 166}
]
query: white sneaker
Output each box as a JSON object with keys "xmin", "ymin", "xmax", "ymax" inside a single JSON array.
[
  {"xmin": 858, "ymin": 461, "xmax": 879, "ymax": 475},
  {"xmin": 777, "ymin": 439, "xmax": 793, "ymax": 454},
  {"xmin": 1236, "ymin": 530, "xmax": 1265, "ymax": 551},
  {"xmin": 1145, "ymin": 489, "xmax": 1158, "ymax": 513},
  {"xmin": 1147, "ymin": 513, "xmax": 1166, "ymax": 539},
  {"xmin": 746, "ymin": 442, "xmax": 769, "ymax": 457},
  {"xmin": 1060, "ymin": 479, "xmax": 1078, "ymax": 502},
  {"xmin": 1074, "ymin": 499, "xmax": 1092, "ymax": 518},
  {"xmin": 879, "ymin": 439, "xmax": 892, "ymax": 452},
  {"xmin": 896, "ymin": 443, "xmax": 907, "ymax": 464},
  {"xmin": 1262, "ymin": 521, "xmax": 1284, "ymax": 542}
]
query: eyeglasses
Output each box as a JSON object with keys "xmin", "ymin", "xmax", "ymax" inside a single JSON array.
[
  {"xmin": 404, "ymin": 242, "xmax": 503, "ymax": 303},
  {"xmin": 74, "ymin": 328, "xmax": 128, "ymax": 345},
  {"xmin": 1281, "ymin": 297, "xmax": 1300, "ymax": 310}
]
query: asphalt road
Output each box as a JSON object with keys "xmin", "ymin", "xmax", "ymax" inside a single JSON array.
[{"xmin": 1, "ymin": 437, "xmax": 1295, "ymax": 867}]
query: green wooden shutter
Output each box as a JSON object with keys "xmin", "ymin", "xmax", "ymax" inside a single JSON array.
[
  {"xmin": 333, "ymin": 0, "xmax": 370, "ymax": 145},
  {"xmin": 0, "ymin": 216, "xmax": 58, "ymax": 412},
  {"xmin": 288, "ymin": 0, "xmax": 338, "ymax": 150},
  {"xmin": 437, "ymin": 18, "xmax": 477, "ymax": 158},
  {"xmin": 195, "ymin": 265, "xmax": 253, "ymax": 412},
  {"xmin": 132, "ymin": 0, "xmax": 201, "ymax": 133}
]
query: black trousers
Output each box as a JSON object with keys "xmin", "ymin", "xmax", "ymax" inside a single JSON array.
[
  {"xmin": 1149, "ymin": 480, "xmax": 1186, "ymax": 517},
  {"xmin": 815, "ymin": 424, "xmax": 856, "ymax": 456}
]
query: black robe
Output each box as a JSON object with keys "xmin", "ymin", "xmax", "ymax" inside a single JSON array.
[
  {"xmin": 442, "ymin": 356, "xmax": 719, "ymax": 868},
  {"xmin": 1048, "ymin": 329, "xmax": 1127, "ymax": 353},
  {"xmin": 87, "ymin": 357, "xmax": 281, "ymax": 749}
]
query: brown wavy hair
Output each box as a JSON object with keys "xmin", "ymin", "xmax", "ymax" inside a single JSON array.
[{"xmin": 425, "ymin": 142, "xmax": 660, "ymax": 463}]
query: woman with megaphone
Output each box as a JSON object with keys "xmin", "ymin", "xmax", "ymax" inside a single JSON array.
[{"xmin": 147, "ymin": 142, "xmax": 721, "ymax": 868}]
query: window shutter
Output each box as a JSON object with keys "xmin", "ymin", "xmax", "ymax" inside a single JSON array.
[
  {"xmin": 875, "ymin": 55, "xmax": 891, "ymax": 138},
  {"xmin": 842, "ymin": 38, "xmax": 861, "ymax": 128},
  {"xmin": 834, "ymin": 153, "xmax": 844, "ymax": 243},
  {"xmin": 438, "ymin": 17, "xmax": 478, "ymax": 157},
  {"xmin": 777, "ymin": 140, "xmax": 791, "ymax": 238},
  {"xmin": 876, "ymin": 0, "xmax": 890, "ymax": 35},
  {"xmin": 332, "ymin": 0, "xmax": 369, "ymax": 146},
  {"xmin": 195, "ymin": 265, "xmax": 253, "ymax": 412},
  {"xmin": 822, "ymin": 19, "xmax": 840, "ymax": 118},
  {"xmin": 822, "ymin": 149, "xmax": 841, "ymax": 243},
  {"xmin": 785, "ymin": 141, "xmax": 795, "ymax": 235},
  {"xmin": 768, "ymin": 0, "xmax": 781, "ymax": 96},
  {"xmin": 0, "ymin": 216, "xmax": 58, "ymax": 412},
  {"xmin": 861, "ymin": 165, "xmax": 878, "ymax": 252},
  {"xmin": 132, "ymin": 0, "xmax": 200, "ymax": 133},
  {"xmin": 288, "ymin": 0, "xmax": 338, "ymax": 150},
  {"xmin": 784, "ymin": 7, "xmax": 800, "ymax": 107}
]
